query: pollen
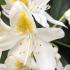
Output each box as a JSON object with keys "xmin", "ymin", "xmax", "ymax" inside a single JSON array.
[
  {"xmin": 17, "ymin": 12, "xmax": 33, "ymax": 34},
  {"xmin": 16, "ymin": 61, "xmax": 24, "ymax": 70}
]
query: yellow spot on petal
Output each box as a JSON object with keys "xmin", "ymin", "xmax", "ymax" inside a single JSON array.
[
  {"xmin": 21, "ymin": 0, "xmax": 28, "ymax": 5},
  {"xmin": 10, "ymin": 0, "xmax": 28, "ymax": 5},
  {"xmin": 0, "ymin": 28, "xmax": 5, "ymax": 32},
  {"xmin": 17, "ymin": 12, "xmax": 33, "ymax": 34},
  {"xmin": 16, "ymin": 61, "xmax": 24, "ymax": 70},
  {"xmin": 10, "ymin": 0, "xmax": 16, "ymax": 3}
]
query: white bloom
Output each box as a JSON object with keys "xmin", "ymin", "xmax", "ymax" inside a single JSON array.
[
  {"xmin": 64, "ymin": 9, "xmax": 70, "ymax": 25},
  {"xmin": 0, "ymin": 13, "xmax": 11, "ymax": 57},
  {"xmin": 64, "ymin": 65, "xmax": 70, "ymax": 70},
  {"xmin": 56, "ymin": 61, "xmax": 64, "ymax": 70},
  {"xmin": 2, "ymin": 0, "xmax": 50, "ymax": 12},
  {"xmin": 0, "ymin": 1, "xmax": 65, "ymax": 70},
  {"xmin": 1, "ymin": 0, "xmax": 66, "ymax": 27},
  {"xmin": 0, "ymin": 38, "xmax": 62, "ymax": 70},
  {"xmin": 56, "ymin": 64, "xmax": 70, "ymax": 70}
]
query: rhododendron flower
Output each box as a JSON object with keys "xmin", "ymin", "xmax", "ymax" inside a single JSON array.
[
  {"xmin": 0, "ymin": 1, "xmax": 65, "ymax": 70},
  {"xmin": 1, "ymin": 0, "xmax": 66, "ymax": 27}
]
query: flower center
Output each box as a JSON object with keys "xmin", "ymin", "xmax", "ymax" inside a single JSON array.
[
  {"xmin": 10, "ymin": 0, "xmax": 28, "ymax": 5},
  {"xmin": 17, "ymin": 12, "xmax": 33, "ymax": 34},
  {"xmin": 16, "ymin": 61, "xmax": 24, "ymax": 70}
]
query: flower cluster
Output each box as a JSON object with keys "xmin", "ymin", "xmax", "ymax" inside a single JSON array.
[{"xmin": 0, "ymin": 0, "xmax": 70, "ymax": 70}]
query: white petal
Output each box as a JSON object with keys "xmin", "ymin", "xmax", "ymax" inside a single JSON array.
[
  {"xmin": 5, "ymin": 56, "xmax": 24, "ymax": 70},
  {"xmin": 0, "ymin": 64, "xmax": 7, "ymax": 70},
  {"xmin": 64, "ymin": 65, "xmax": 70, "ymax": 70},
  {"xmin": 29, "ymin": 0, "xmax": 50, "ymax": 12},
  {"xmin": 33, "ymin": 38, "xmax": 56, "ymax": 70},
  {"xmin": 0, "ymin": 30, "xmax": 24, "ymax": 52},
  {"xmin": 5, "ymin": 36, "xmax": 33, "ymax": 70},
  {"xmin": 36, "ymin": 28, "xmax": 64, "ymax": 42},
  {"xmin": 0, "ymin": 51, "xmax": 2, "ymax": 58},
  {"xmin": 43, "ymin": 12, "xmax": 66, "ymax": 27},
  {"xmin": 0, "ymin": 18, "xmax": 14, "ymax": 52},
  {"xmin": 1, "ymin": 0, "xmax": 14, "ymax": 14},
  {"xmin": 32, "ymin": 12, "xmax": 49, "ymax": 28},
  {"xmin": 0, "ymin": 18, "xmax": 10, "ymax": 35},
  {"xmin": 64, "ymin": 9, "xmax": 70, "ymax": 25},
  {"xmin": 9, "ymin": 1, "xmax": 36, "ymax": 32},
  {"xmin": 9, "ymin": 1, "xmax": 36, "ymax": 30},
  {"xmin": 8, "ymin": 35, "xmax": 33, "ymax": 63},
  {"xmin": 56, "ymin": 61, "xmax": 64, "ymax": 70},
  {"xmin": 27, "ymin": 57, "xmax": 38, "ymax": 69}
]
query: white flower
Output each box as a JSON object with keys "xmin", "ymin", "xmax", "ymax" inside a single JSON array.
[
  {"xmin": 2, "ymin": 0, "xmax": 50, "ymax": 12},
  {"xmin": 0, "ymin": 13, "xmax": 11, "ymax": 57},
  {"xmin": 56, "ymin": 64, "xmax": 70, "ymax": 70},
  {"xmin": 64, "ymin": 65, "xmax": 70, "ymax": 70},
  {"xmin": 0, "ymin": 1, "xmax": 65, "ymax": 70},
  {"xmin": 1, "ymin": 0, "xmax": 66, "ymax": 27},
  {"xmin": 56, "ymin": 61, "xmax": 64, "ymax": 70},
  {"xmin": 0, "ymin": 1, "xmax": 65, "ymax": 52},
  {"xmin": 64, "ymin": 9, "xmax": 70, "ymax": 25},
  {"xmin": 0, "ymin": 40, "xmax": 62, "ymax": 70}
]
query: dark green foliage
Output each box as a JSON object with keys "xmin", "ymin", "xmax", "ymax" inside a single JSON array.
[{"xmin": 0, "ymin": 0, "xmax": 6, "ymax": 5}]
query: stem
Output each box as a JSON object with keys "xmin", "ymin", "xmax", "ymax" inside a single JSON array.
[
  {"xmin": 53, "ymin": 14, "xmax": 65, "ymax": 27},
  {"xmin": 54, "ymin": 41, "xmax": 70, "ymax": 48}
]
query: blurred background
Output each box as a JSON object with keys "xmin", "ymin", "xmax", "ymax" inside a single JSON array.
[{"xmin": 0, "ymin": 0, "xmax": 70, "ymax": 65}]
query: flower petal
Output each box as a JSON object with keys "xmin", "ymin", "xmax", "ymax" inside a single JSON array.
[
  {"xmin": 0, "ymin": 64, "xmax": 7, "ymax": 70},
  {"xmin": 33, "ymin": 11, "xmax": 66, "ymax": 28},
  {"xmin": 32, "ymin": 12, "xmax": 49, "ymax": 28},
  {"xmin": 9, "ymin": 1, "xmax": 36, "ymax": 34},
  {"xmin": 0, "ymin": 30, "xmax": 25, "ymax": 52},
  {"xmin": 33, "ymin": 38, "xmax": 56, "ymax": 70},
  {"xmin": 8, "ymin": 35, "xmax": 33, "ymax": 61},
  {"xmin": 64, "ymin": 9, "xmax": 70, "ymax": 25},
  {"xmin": 7, "ymin": 35, "xmax": 38, "ymax": 69},
  {"xmin": 5, "ymin": 56, "xmax": 24, "ymax": 70},
  {"xmin": 0, "ymin": 51, "xmax": 2, "ymax": 58},
  {"xmin": 0, "ymin": 18, "xmax": 10, "ymax": 35},
  {"xmin": 28, "ymin": 0, "xmax": 50, "ymax": 12},
  {"xmin": 5, "ymin": 35, "xmax": 33, "ymax": 70},
  {"xmin": 64, "ymin": 65, "xmax": 70, "ymax": 70},
  {"xmin": 56, "ymin": 61, "xmax": 64, "ymax": 70},
  {"xmin": 0, "ymin": 18, "xmax": 13, "ymax": 52},
  {"xmin": 36, "ymin": 28, "xmax": 64, "ymax": 42},
  {"xmin": 43, "ymin": 12, "xmax": 66, "ymax": 27},
  {"xmin": 1, "ymin": 0, "xmax": 14, "ymax": 14}
]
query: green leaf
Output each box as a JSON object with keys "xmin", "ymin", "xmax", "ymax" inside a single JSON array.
[
  {"xmin": 0, "ymin": 50, "xmax": 9, "ymax": 63},
  {"xmin": 49, "ymin": 0, "xmax": 70, "ymax": 20},
  {"xmin": 0, "ymin": 0, "xmax": 6, "ymax": 5},
  {"xmin": 1, "ymin": 12, "xmax": 10, "ymax": 26},
  {"xmin": 54, "ymin": 41, "xmax": 70, "ymax": 48}
]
